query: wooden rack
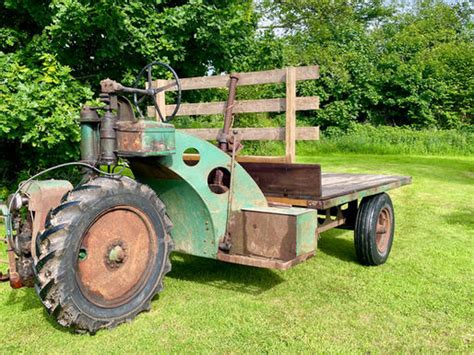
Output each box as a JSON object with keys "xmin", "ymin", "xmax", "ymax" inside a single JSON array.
[{"xmin": 148, "ymin": 66, "xmax": 320, "ymax": 163}]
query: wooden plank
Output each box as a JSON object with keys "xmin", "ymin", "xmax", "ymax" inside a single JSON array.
[
  {"xmin": 240, "ymin": 162, "xmax": 322, "ymax": 199},
  {"xmin": 285, "ymin": 67, "xmax": 297, "ymax": 163},
  {"xmin": 146, "ymin": 105, "xmax": 155, "ymax": 118},
  {"xmin": 266, "ymin": 196, "xmax": 309, "ymax": 207},
  {"xmin": 181, "ymin": 153, "xmax": 288, "ymax": 164},
  {"xmin": 153, "ymin": 66, "xmax": 320, "ymax": 91},
  {"xmin": 154, "ymin": 79, "xmax": 167, "ymax": 121},
  {"xmin": 320, "ymin": 174, "xmax": 412, "ymax": 199},
  {"xmin": 157, "ymin": 96, "xmax": 319, "ymax": 116},
  {"xmin": 178, "ymin": 127, "xmax": 319, "ymax": 141},
  {"xmin": 236, "ymin": 156, "xmax": 288, "ymax": 163},
  {"xmin": 264, "ymin": 174, "xmax": 412, "ymax": 210},
  {"xmin": 311, "ymin": 175, "xmax": 412, "ymax": 210}
]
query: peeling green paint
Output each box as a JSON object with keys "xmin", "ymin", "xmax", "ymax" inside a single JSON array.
[{"xmin": 132, "ymin": 131, "xmax": 267, "ymax": 259}]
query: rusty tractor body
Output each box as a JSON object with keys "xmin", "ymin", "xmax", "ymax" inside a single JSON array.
[{"xmin": 0, "ymin": 62, "xmax": 411, "ymax": 332}]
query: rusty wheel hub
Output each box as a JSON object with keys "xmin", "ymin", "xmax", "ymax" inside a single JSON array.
[
  {"xmin": 76, "ymin": 206, "xmax": 157, "ymax": 308},
  {"xmin": 105, "ymin": 241, "xmax": 128, "ymax": 269},
  {"xmin": 375, "ymin": 207, "xmax": 391, "ymax": 254}
]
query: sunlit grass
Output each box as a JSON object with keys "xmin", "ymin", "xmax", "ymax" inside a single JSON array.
[{"xmin": 0, "ymin": 153, "xmax": 472, "ymax": 352}]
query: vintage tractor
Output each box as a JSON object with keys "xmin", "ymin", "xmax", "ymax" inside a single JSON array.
[{"xmin": 0, "ymin": 62, "xmax": 411, "ymax": 332}]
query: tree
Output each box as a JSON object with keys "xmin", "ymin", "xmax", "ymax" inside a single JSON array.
[
  {"xmin": 0, "ymin": 0, "xmax": 261, "ymax": 194},
  {"xmin": 373, "ymin": 1, "xmax": 473, "ymax": 128},
  {"xmin": 262, "ymin": 0, "xmax": 473, "ymax": 129},
  {"xmin": 2, "ymin": 0, "xmax": 258, "ymax": 81}
]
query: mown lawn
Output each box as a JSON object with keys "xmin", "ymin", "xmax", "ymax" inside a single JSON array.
[{"xmin": 1, "ymin": 154, "xmax": 472, "ymax": 353}]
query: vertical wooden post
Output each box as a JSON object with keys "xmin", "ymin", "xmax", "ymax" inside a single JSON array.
[
  {"xmin": 154, "ymin": 79, "xmax": 167, "ymax": 121},
  {"xmin": 285, "ymin": 67, "xmax": 296, "ymax": 163}
]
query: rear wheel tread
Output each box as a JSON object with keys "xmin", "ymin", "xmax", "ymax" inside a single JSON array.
[{"xmin": 34, "ymin": 176, "xmax": 173, "ymax": 333}]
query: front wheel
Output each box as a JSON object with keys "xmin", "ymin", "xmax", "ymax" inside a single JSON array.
[
  {"xmin": 354, "ymin": 193, "xmax": 395, "ymax": 266},
  {"xmin": 34, "ymin": 177, "xmax": 173, "ymax": 333}
]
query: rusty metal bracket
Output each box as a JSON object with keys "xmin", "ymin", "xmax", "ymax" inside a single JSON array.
[
  {"xmin": 213, "ymin": 74, "xmax": 241, "ymax": 190},
  {"xmin": 219, "ymin": 131, "xmax": 242, "ymax": 252},
  {"xmin": 316, "ymin": 206, "xmax": 347, "ymax": 234},
  {"xmin": 219, "ymin": 73, "xmax": 240, "ymax": 153}
]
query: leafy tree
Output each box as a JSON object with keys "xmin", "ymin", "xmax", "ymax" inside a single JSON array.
[
  {"xmin": 263, "ymin": 0, "xmax": 473, "ymax": 129},
  {"xmin": 0, "ymin": 52, "xmax": 92, "ymax": 194},
  {"xmin": 262, "ymin": 0, "xmax": 393, "ymax": 129},
  {"xmin": 0, "ymin": 0, "xmax": 260, "ymax": 193},
  {"xmin": 2, "ymin": 0, "xmax": 258, "ymax": 81},
  {"xmin": 372, "ymin": 1, "xmax": 473, "ymax": 128}
]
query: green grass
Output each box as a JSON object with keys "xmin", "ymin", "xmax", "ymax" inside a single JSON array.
[
  {"xmin": 299, "ymin": 124, "xmax": 474, "ymax": 156},
  {"xmin": 1, "ymin": 153, "xmax": 473, "ymax": 352}
]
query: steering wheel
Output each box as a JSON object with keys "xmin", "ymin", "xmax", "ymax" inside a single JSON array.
[{"xmin": 132, "ymin": 61, "xmax": 181, "ymax": 122}]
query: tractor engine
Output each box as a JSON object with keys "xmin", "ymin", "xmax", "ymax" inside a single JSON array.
[{"xmin": 1, "ymin": 181, "xmax": 72, "ymax": 288}]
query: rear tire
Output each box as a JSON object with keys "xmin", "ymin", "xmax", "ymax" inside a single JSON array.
[
  {"xmin": 34, "ymin": 176, "xmax": 173, "ymax": 333},
  {"xmin": 354, "ymin": 193, "xmax": 394, "ymax": 266}
]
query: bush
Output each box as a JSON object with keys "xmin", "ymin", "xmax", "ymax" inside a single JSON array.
[{"xmin": 0, "ymin": 53, "xmax": 92, "ymax": 196}]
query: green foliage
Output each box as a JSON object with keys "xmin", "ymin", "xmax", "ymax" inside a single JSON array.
[
  {"xmin": 0, "ymin": 0, "xmax": 472, "ymax": 194},
  {"xmin": 2, "ymin": 0, "xmax": 258, "ymax": 81},
  {"xmin": 372, "ymin": 2, "xmax": 474, "ymax": 128},
  {"xmin": 299, "ymin": 123, "xmax": 474, "ymax": 156},
  {"xmin": 268, "ymin": 0, "xmax": 473, "ymax": 129},
  {"xmin": 0, "ymin": 52, "xmax": 92, "ymax": 194}
]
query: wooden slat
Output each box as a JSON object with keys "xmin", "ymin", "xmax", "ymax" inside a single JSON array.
[
  {"xmin": 155, "ymin": 96, "xmax": 319, "ymax": 117},
  {"xmin": 285, "ymin": 67, "xmax": 297, "ymax": 163},
  {"xmin": 178, "ymin": 127, "xmax": 319, "ymax": 141},
  {"xmin": 154, "ymin": 79, "xmax": 167, "ymax": 121},
  {"xmin": 236, "ymin": 156, "xmax": 288, "ymax": 163},
  {"xmin": 240, "ymin": 162, "xmax": 322, "ymax": 199},
  {"xmin": 266, "ymin": 196, "xmax": 309, "ymax": 207},
  {"xmin": 182, "ymin": 153, "xmax": 288, "ymax": 164},
  {"xmin": 153, "ymin": 66, "xmax": 319, "ymax": 91},
  {"xmin": 256, "ymin": 174, "xmax": 412, "ymax": 210},
  {"xmin": 320, "ymin": 174, "xmax": 411, "ymax": 199}
]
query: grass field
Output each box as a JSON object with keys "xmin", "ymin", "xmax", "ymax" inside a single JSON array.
[{"xmin": 0, "ymin": 153, "xmax": 472, "ymax": 353}]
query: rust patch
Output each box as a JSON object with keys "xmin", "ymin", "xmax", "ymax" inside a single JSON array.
[
  {"xmin": 76, "ymin": 206, "xmax": 158, "ymax": 308},
  {"xmin": 217, "ymin": 250, "xmax": 314, "ymax": 270},
  {"xmin": 375, "ymin": 207, "xmax": 392, "ymax": 254},
  {"xmin": 27, "ymin": 183, "xmax": 73, "ymax": 259},
  {"xmin": 116, "ymin": 130, "xmax": 144, "ymax": 152},
  {"xmin": 242, "ymin": 211, "xmax": 297, "ymax": 261}
]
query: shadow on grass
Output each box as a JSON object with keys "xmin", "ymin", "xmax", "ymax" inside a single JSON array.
[
  {"xmin": 5, "ymin": 287, "xmax": 42, "ymax": 311},
  {"xmin": 318, "ymin": 229, "xmax": 358, "ymax": 264},
  {"xmin": 444, "ymin": 209, "xmax": 474, "ymax": 230},
  {"xmin": 3, "ymin": 286, "xmax": 77, "ymax": 334},
  {"xmin": 166, "ymin": 253, "xmax": 284, "ymax": 296}
]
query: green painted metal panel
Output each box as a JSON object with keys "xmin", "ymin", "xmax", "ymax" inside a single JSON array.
[
  {"xmin": 132, "ymin": 131, "xmax": 267, "ymax": 259},
  {"xmin": 116, "ymin": 120, "xmax": 176, "ymax": 157},
  {"xmin": 296, "ymin": 209, "xmax": 318, "ymax": 255},
  {"xmin": 80, "ymin": 123, "xmax": 99, "ymax": 161},
  {"xmin": 141, "ymin": 122, "xmax": 175, "ymax": 156}
]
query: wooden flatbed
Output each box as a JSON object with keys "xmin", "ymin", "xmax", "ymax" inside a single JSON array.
[
  {"xmin": 313, "ymin": 173, "xmax": 411, "ymax": 209},
  {"xmin": 241, "ymin": 162, "xmax": 411, "ymax": 210}
]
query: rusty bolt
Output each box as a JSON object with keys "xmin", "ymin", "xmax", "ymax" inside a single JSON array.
[{"xmin": 108, "ymin": 245, "xmax": 125, "ymax": 263}]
